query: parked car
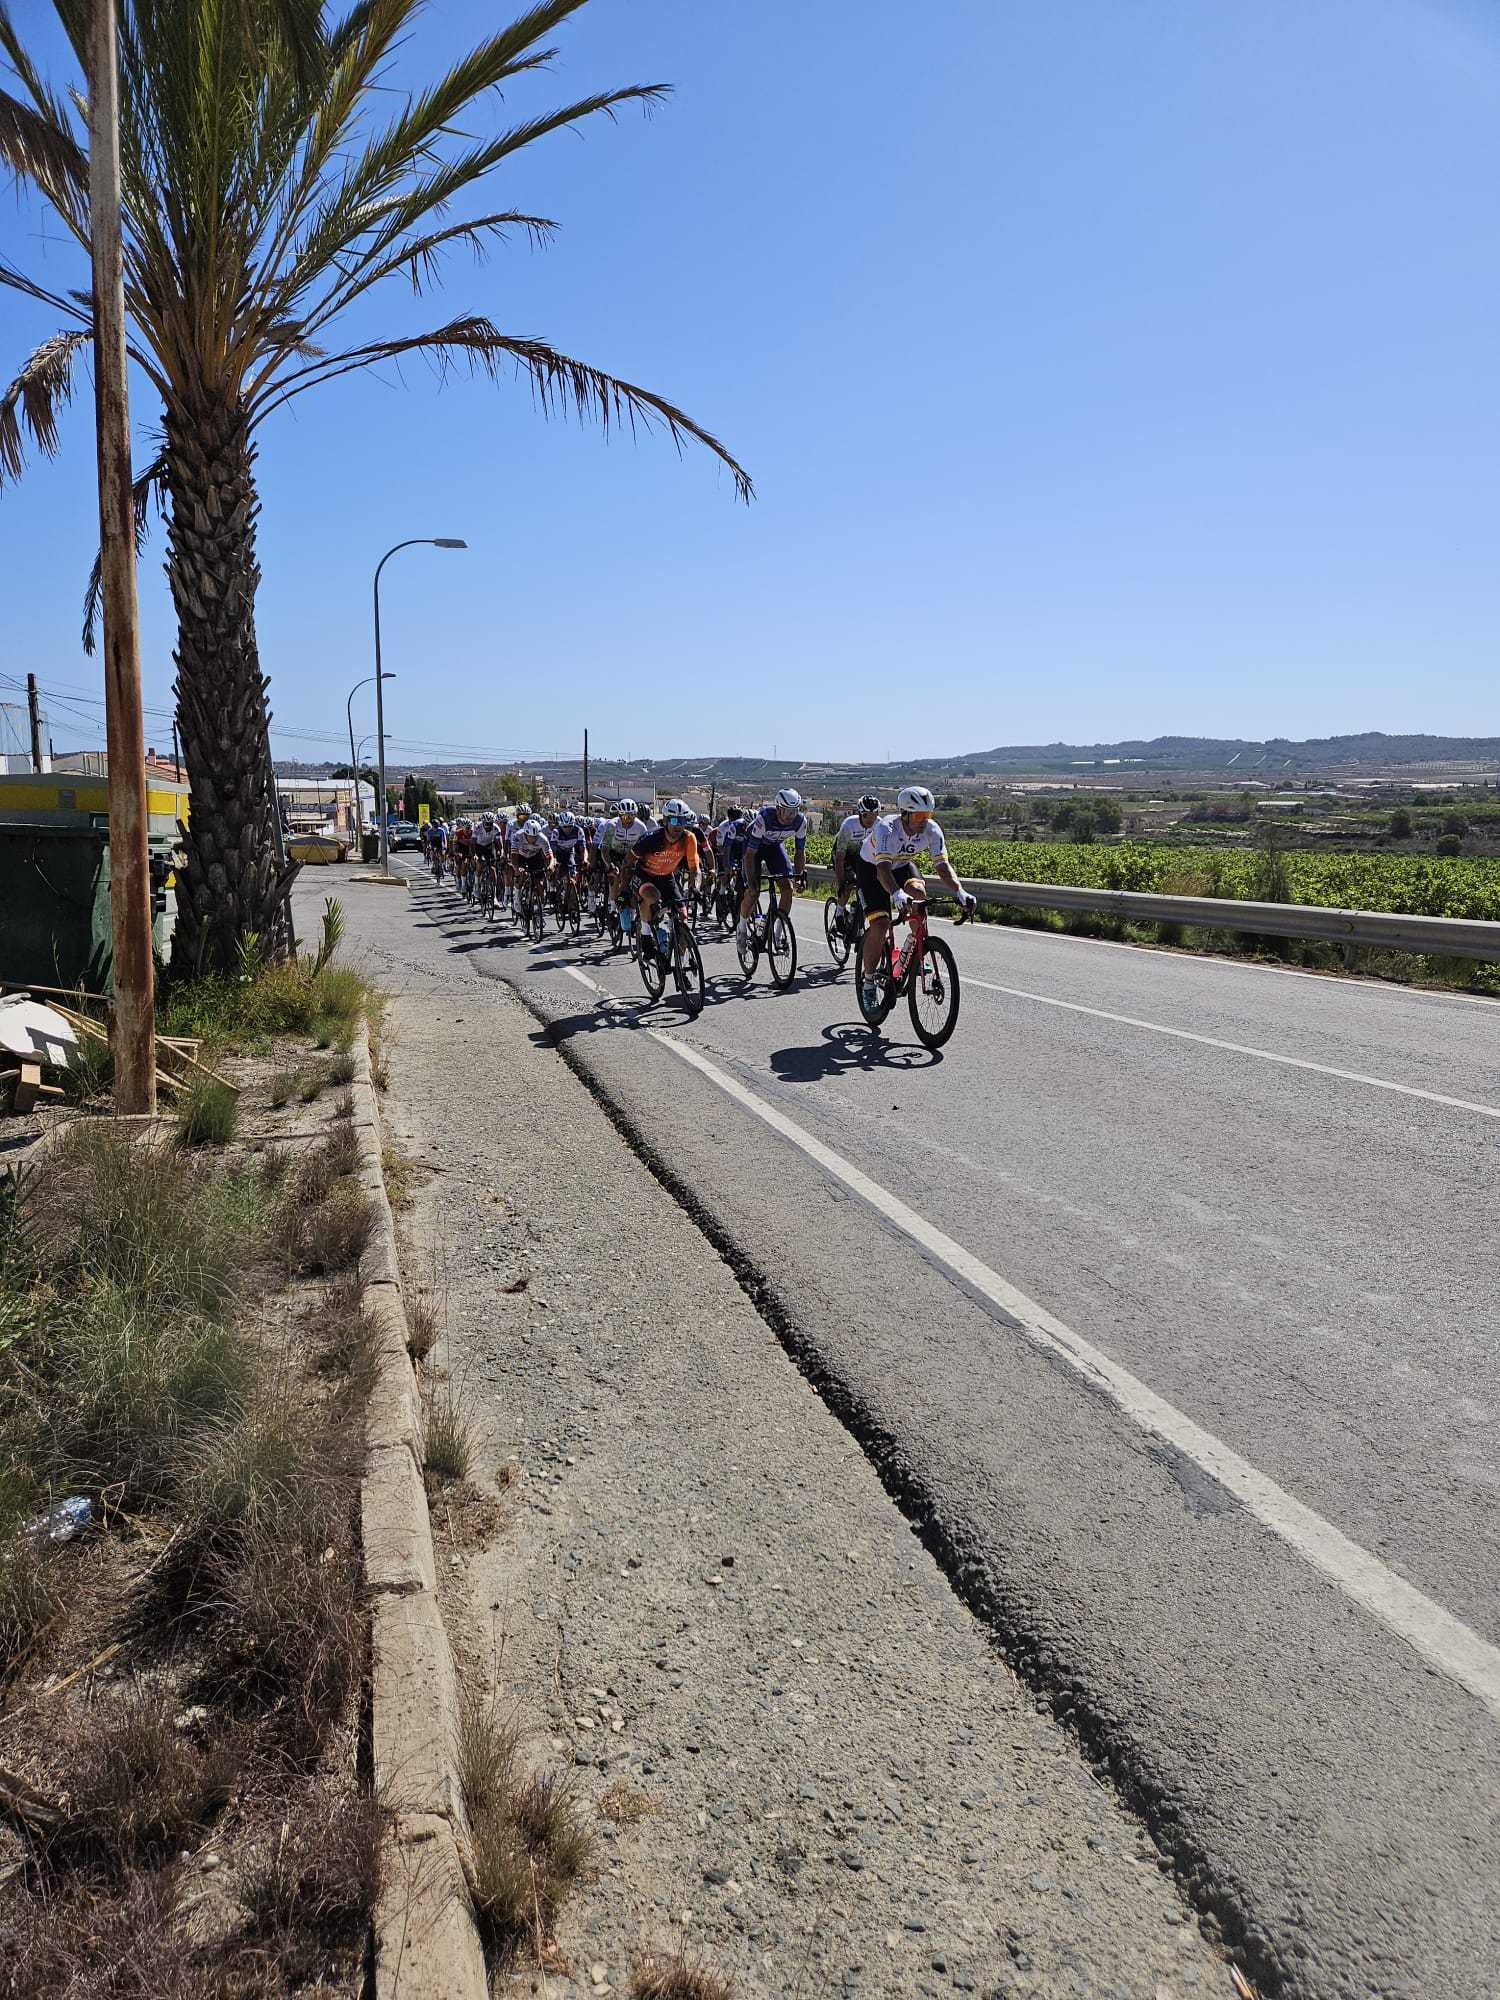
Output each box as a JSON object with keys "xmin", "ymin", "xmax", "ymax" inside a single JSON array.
[{"xmin": 387, "ymin": 821, "xmax": 423, "ymax": 851}]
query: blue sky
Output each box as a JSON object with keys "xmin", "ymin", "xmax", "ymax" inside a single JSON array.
[{"xmin": 3, "ymin": 0, "xmax": 1499, "ymax": 766}]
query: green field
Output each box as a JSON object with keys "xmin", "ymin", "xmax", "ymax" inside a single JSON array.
[{"xmin": 805, "ymin": 835, "xmax": 1500, "ymax": 923}]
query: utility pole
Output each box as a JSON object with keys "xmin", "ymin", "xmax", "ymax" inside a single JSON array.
[
  {"xmin": 26, "ymin": 675, "xmax": 44, "ymax": 772},
  {"xmin": 583, "ymin": 729, "xmax": 590, "ymax": 816},
  {"xmin": 88, "ymin": 0, "xmax": 155, "ymax": 1114}
]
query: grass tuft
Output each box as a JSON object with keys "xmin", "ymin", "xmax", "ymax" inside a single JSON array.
[
  {"xmin": 405, "ymin": 1293, "xmax": 440, "ymax": 1363},
  {"xmin": 326, "ymin": 1051, "xmax": 356, "ymax": 1087},
  {"xmin": 629, "ymin": 1959, "xmax": 735, "ymax": 2000},
  {"xmin": 268, "ymin": 1071, "xmax": 294, "ymax": 1109},
  {"xmin": 331, "ymin": 1088, "xmax": 355, "ymax": 1122},
  {"xmin": 423, "ymin": 1386, "xmax": 472, "ymax": 1486},
  {"xmin": 298, "ymin": 1072, "xmax": 324, "ymax": 1104},
  {"xmin": 240, "ymin": 1788, "xmax": 383, "ymax": 1973},
  {"xmin": 258, "ymin": 1145, "xmax": 291, "ymax": 1192},
  {"xmin": 321, "ymin": 1119, "xmax": 361, "ymax": 1182},
  {"xmin": 457, "ymin": 1692, "xmax": 593, "ymax": 1963},
  {"xmin": 175, "ymin": 1078, "xmax": 239, "ymax": 1148},
  {"xmin": 299, "ymin": 1190, "xmax": 374, "ymax": 1277},
  {"xmin": 48, "ymin": 1693, "xmax": 240, "ymax": 1877}
]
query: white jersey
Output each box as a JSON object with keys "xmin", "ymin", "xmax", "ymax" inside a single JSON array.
[
  {"xmin": 605, "ymin": 815, "xmax": 650, "ymax": 852},
  {"xmin": 834, "ymin": 812, "xmax": 869, "ymax": 851},
  {"xmin": 511, "ymin": 824, "xmax": 552, "ymax": 860},
  {"xmin": 472, "ymin": 824, "xmax": 500, "ymax": 851},
  {"xmin": 859, "ymin": 812, "xmax": 947, "ymax": 867}
]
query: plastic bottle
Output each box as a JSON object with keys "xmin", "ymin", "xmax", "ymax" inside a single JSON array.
[{"xmin": 24, "ymin": 1495, "xmax": 92, "ymax": 1543}]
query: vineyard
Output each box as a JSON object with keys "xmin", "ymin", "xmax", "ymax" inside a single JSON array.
[{"xmin": 804, "ymin": 835, "xmax": 1500, "ymax": 923}]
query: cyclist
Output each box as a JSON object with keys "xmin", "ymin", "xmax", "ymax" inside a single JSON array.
[
  {"xmin": 628, "ymin": 799, "xmax": 700, "ymax": 950},
  {"xmin": 602, "ymin": 799, "xmax": 651, "ymax": 939},
  {"xmin": 429, "ymin": 816, "xmax": 449, "ymax": 880},
  {"xmin": 550, "ymin": 811, "xmax": 587, "ymax": 918},
  {"xmin": 510, "ymin": 811, "xmax": 553, "ymax": 915},
  {"xmin": 453, "ymin": 816, "xmax": 475, "ymax": 894},
  {"xmin": 857, "ymin": 786, "xmax": 975, "ymax": 1015},
  {"xmin": 739, "ymin": 788, "xmax": 808, "ymax": 948},
  {"xmin": 833, "ymin": 795, "xmax": 882, "ymax": 915},
  {"xmin": 419, "ymin": 818, "xmax": 432, "ymax": 865},
  {"xmin": 472, "ymin": 811, "xmax": 502, "ymax": 902}
]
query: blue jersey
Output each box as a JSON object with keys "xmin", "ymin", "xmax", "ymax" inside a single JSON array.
[{"xmin": 747, "ymin": 803, "xmax": 808, "ymax": 850}]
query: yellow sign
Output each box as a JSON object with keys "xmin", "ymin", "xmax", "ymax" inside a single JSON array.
[{"xmin": 417, "ymin": 803, "xmax": 431, "ymax": 825}]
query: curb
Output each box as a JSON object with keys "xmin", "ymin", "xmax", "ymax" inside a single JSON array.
[{"xmin": 351, "ymin": 1028, "xmax": 487, "ymax": 2000}]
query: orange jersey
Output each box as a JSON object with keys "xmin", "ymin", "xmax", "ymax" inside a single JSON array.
[{"xmin": 637, "ymin": 827, "xmax": 699, "ymax": 878}]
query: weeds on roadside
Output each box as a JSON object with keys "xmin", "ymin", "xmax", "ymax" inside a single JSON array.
[
  {"xmin": 423, "ymin": 1386, "xmax": 472, "ymax": 1487},
  {"xmin": 298, "ymin": 1072, "xmax": 325, "ymax": 1105},
  {"xmin": 630, "ymin": 1959, "xmax": 735, "ymax": 2000},
  {"xmin": 268, "ymin": 1071, "xmax": 294, "ymax": 1109},
  {"xmin": 46, "ymin": 1693, "xmax": 240, "ymax": 1877},
  {"xmin": 240, "ymin": 1787, "xmax": 382, "ymax": 1977},
  {"xmin": 175, "ymin": 1078, "xmax": 239, "ymax": 1148},
  {"xmin": 326, "ymin": 1051, "xmax": 356, "ymax": 1086},
  {"xmin": 405, "ymin": 1293, "xmax": 440, "ymax": 1363},
  {"xmin": 457, "ymin": 1693, "xmax": 593, "ymax": 1963}
]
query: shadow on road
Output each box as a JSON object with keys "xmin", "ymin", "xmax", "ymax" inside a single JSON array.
[{"xmin": 769, "ymin": 1023, "xmax": 941, "ymax": 1081}]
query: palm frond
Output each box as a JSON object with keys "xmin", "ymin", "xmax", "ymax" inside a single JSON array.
[
  {"xmin": 258, "ymin": 316, "xmax": 753, "ymax": 501},
  {"xmin": 0, "ymin": 328, "xmax": 89, "ymax": 484},
  {"xmin": 0, "ymin": 257, "xmax": 89, "ymax": 322},
  {"xmin": 82, "ymin": 449, "xmax": 169, "ymax": 653},
  {"xmin": 0, "ymin": 86, "xmax": 89, "ymax": 235}
]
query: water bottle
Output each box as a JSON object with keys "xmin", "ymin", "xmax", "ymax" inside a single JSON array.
[
  {"xmin": 25, "ymin": 1495, "xmax": 92, "ymax": 1543},
  {"xmin": 621, "ymin": 905, "xmax": 634, "ymax": 931},
  {"xmin": 656, "ymin": 923, "xmax": 671, "ymax": 955}
]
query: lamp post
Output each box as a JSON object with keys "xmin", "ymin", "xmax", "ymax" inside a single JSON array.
[
  {"xmin": 373, "ymin": 539, "xmax": 467, "ymax": 871},
  {"xmin": 346, "ymin": 672, "xmax": 396, "ymax": 847}
]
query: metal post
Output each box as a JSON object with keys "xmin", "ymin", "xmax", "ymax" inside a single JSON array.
[
  {"xmin": 583, "ymin": 728, "xmax": 589, "ymax": 816},
  {"xmin": 372, "ymin": 583, "xmax": 390, "ymax": 873},
  {"xmin": 371, "ymin": 539, "xmax": 465, "ymax": 872},
  {"xmin": 26, "ymin": 675, "xmax": 44, "ymax": 773},
  {"xmin": 88, "ymin": 0, "xmax": 155, "ymax": 1114},
  {"xmin": 347, "ymin": 683, "xmax": 364, "ymax": 846}
]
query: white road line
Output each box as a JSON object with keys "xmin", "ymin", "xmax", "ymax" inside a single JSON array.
[
  {"xmin": 638, "ymin": 1026, "xmax": 1500, "ymax": 1722},
  {"xmin": 961, "ymin": 977, "xmax": 1500, "ymax": 1121},
  {"xmin": 786, "ymin": 921, "xmax": 1498, "ymax": 1117}
]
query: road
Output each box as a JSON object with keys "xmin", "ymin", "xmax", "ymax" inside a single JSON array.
[{"xmin": 389, "ymin": 863, "xmax": 1500, "ymax": 1999}]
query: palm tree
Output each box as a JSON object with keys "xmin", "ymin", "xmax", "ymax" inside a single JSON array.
[{"xmin": 0, "ymin": 0, "xmax": 750, "ymax": 970}]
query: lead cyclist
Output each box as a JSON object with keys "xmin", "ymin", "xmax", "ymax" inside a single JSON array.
[{"xmin": 857, "ymin": 786, "xmax": 976, "ymax": 1014}]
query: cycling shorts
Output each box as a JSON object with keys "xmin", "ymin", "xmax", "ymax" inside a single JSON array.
[
  {"xmin": 748, "ymin": 840, "xmax": 794, "ymax": 879},
  {"xmin": 855, "ymin": 855, "xmax": 919, "ymax": 917},
  {"xmin": 637, "ymin": 869, "xmax": 686, "ymax": 910}
]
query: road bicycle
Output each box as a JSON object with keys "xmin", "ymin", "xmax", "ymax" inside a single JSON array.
[
  {"xmin": 823, "ymin": 891, "xmax": 863, "ymax": 972},
  {"xmin": 857, "ymin": 893, "xmax": 966, "ymax": 1048},
  {"xmin": 736, "ymin": 879, "xmax": 798, "ymax": 989},
  {"xmin": 517, "ymin": 869, "xmax": 548, "ymax": 943},
  {"xmin": 476, "ymin": 856, "xmax": 498, "ymax": 921},
  {"xmin": 637, "ymin": 900, "xmax": 706, "ymax": 1017},
  {"xmin": 558, "ymin": 870, "xmax": 584, "ymax": 937}
]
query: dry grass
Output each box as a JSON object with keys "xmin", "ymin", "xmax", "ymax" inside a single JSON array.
[
  {"xmin": 267, "ymin": 1070, "xmax": 294, "ymax": 1109},
  {"xmin": 308, "ymin": 1273, "xmax": 381, "ymax": 1403},
  {"xmin": 629, "ymin": 1958, "xmax": 735, "ymax": 2000},
  {"xmin": 257, "ymin": 1145, "xmax": 291, "ymax": 1193},
  {"xmin": 405, "ymin": 1292, "xmax": 440, "ymax": 1362},
  {"xmin": 276, "ymin": 1189, "xmax": 374, "ymax": 1280},
  {"xmin": 598, "ymin": 1781, "xmax": 661, "ymax": 1827},
  {"xmin": 457, "ymin": 1693, "xmax": 593, "ymax": 1964},
  {"xmin": 422, "ymin": 1385, "xmax": 473, "ymax": 1487},
  {"xmin": 46, "ymin": 1693, "xmax": 241, "ymax": 1878},
  {"xmin": 240, "ymin": 1786, "xmax": 382, "ymax": 1979},
  {"xmin": 297, "ymin": 1071, "xmax": 325, "ymax": 1104},
  {"xmin": 320, "ymin": 1119, "xmax": 361, "ymax": 1182},
  {"xmin": 331, "ymin": 1088, "xmax": 355, "ymax": 1122}
]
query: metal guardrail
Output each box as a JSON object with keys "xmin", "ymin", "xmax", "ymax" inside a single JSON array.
[{"xmin": 802, "ymin": 866, "xmax": 1500, "ymax": 962}]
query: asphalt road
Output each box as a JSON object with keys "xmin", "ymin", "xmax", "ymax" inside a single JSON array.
[{"xmin": 391, "ymin": 864, "xmax": 1499, "ymax": 2000}]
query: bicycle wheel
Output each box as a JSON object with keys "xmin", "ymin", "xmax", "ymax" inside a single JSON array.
[
  {"xmin": 530, "ymin": 894, "xmax": 546, "ymax": 943},
  {"xmin": 673, "ymin": 927, "xmax": 705, "ymax": 1017},
  {"xmin": 736, "ymin": 921, "xmax": 760, "ymax": 978},
  {"xmin": 639, "ymin": 932, "xmax": 667, "ymax": 1001},
  {"xmin": 766, "ymin": 910, "xmax": 798, "ymax": 989},
  {"xmin": 857, "ymin": 939, "xmax": 897, "ymax": 1031},
  {"xmin": 823, "ymin": 897, "xmax": 851, "ymax": 970},
  {"xmin": 909, "ymin": 936, "xmax": 961, "ymax": 1049}
]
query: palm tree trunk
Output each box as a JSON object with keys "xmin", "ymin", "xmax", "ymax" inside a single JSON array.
[{"xmin": 164, "ymin": 396, "xmax": 297, "ymax": 973}]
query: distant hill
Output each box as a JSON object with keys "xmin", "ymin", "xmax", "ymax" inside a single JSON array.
[{"xmin": 275, "ymin": 731, "xmax": 1500, "ymax": 798}]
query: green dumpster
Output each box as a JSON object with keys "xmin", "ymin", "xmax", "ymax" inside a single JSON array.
[{"xmin": 0, "ymin": 823, "xmax": 176, "ymax": 994}]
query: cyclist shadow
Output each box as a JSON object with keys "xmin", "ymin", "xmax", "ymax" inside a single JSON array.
[{"xmin": 769, "ymin": 1023, "xmax": 941, "ymax": 1081}]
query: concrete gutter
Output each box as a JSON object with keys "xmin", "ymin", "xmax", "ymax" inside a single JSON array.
[{"xmin": 351, "ymin": 1028, "xmax": 486, "ymax": 2000}]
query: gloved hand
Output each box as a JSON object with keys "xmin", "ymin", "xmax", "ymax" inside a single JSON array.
[{"xmin": 891, "ymin": 887, "xmax": 910, "ymax": 915}]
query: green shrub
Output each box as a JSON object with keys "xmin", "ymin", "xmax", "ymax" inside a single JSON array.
[
  {"xmin": 423, "ymin": 1386, "xmax": 472, "ymax": 1486},
  {"xmin": 175, "ymin": 1079, "xmax": 239, "ymax": 1148}
]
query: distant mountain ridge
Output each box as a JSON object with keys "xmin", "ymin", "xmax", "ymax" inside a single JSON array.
[{"xmin": 276, "ymin": 730, "xmax": 1500, "ymax": 792}]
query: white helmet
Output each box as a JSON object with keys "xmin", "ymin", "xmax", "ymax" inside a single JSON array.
[
  {"xmin": 775, "ymin": 787, "xmax": 803, "ymax": 813},
  {"xmin": 618, "ymin": 798, "xmax": 638, "ymax": 816},
  {"xmin": 897, "ymin": 785, "xmax": 936, "ymax": 815}
]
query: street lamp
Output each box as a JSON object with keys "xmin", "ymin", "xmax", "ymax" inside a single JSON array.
[
  {"xmin": 346, "ymin": 672, "xmax": 396, "ymax": 846},
  {"xmin": 372, "ymin": 538, "xmax": 468, "ymax": 871}
]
